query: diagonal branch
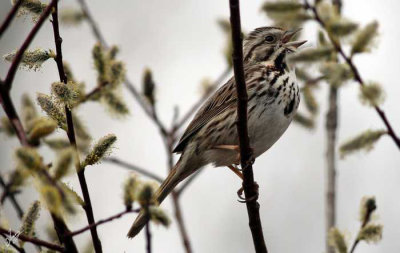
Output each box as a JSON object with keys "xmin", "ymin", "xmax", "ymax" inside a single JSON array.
[
  {"xmin": 229, "ymin": 0, "xmax": 268, "ymax": 252},
  {"xmin": 0, "ymin": 0, "xmax": 22, "ymax": 39},
  {"xmin": 50, "ymin": 3, "xmax": 102, "ymax": 253},
  {"xmin": 0, "ymin": 227, "xmax": 64, "ymax": 252}
]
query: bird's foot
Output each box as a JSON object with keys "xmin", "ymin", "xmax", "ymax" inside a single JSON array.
[
  {"xmin": 227, "ymin": 165, "xmax": 243, "ymax": 180},
  {"xmin": 237, "ymin": 182, "xmax": 259, "ymax": 203}
]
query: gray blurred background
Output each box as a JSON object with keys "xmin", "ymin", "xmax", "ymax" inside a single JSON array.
[{"xmin": 1, "ymin": 0, "xmax": 399, "ymax": 252}]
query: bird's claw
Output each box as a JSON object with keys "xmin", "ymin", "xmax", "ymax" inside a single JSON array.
[{"xmin": 236, "ymin": 182, "xmax": 259, "ymax": 203}]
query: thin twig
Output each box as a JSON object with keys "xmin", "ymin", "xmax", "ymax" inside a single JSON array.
[
  {"xmin": 50, "ymin": 4, "xmax": 101, "ymax": 252},
  {"xmin": 3, "ymin": 0, "xmax": 58, "ymax": 90},
  {"xmin": 0, "ymin": 227, "xmax": 64, "ymax": 252},
  {"xmin": 303, "ymin": 0, "xmax": 400, "ymax": 150},
  {"xmin": 145, "ymin": 207, "xmax": 152, "ymax": 253},
  {"xmin": 349, "ymin": 204, "xmax": 374, "ymax": 253},
  {"xmin": 65, "ymin": 208, "xmax": 139, "ymax": 238},
  {"xmin": 104, "ymin": 157, "xmax": 164, "ymax": 183},
  {"xmin": 229, "ymin": 0, "xmax": 268, "ymax": 252},
  {"xmin": 0, "ymin": 0, "xmax": 22, "ymax": 38},
  {"xmin": 0, "ymin": 175, "xmax": 24, "ymax": 218}
]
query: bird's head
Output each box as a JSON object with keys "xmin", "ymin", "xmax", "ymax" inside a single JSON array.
[{"xmin": 243, "ymin": 27, "xmax": 306, "ymax": 68}]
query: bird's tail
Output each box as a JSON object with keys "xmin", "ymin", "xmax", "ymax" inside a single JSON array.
[{"xmin": 127, "ymin": 160, "xmax": 185, "ymax": 238}]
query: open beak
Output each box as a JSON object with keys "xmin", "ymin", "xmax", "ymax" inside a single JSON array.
[{"xmin": 281, "ymin": 28, "xmax": 307, "ymax": 51}]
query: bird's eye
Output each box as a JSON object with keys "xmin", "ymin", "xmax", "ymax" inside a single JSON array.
[{"xmin": 265, "ymin": 35, "xmax": 275, "ymax": 42}]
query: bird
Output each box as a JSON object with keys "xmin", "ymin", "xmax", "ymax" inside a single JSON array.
[{"xmin": 127, "ymin": 26, "xmax": 306, "ymax": 238}]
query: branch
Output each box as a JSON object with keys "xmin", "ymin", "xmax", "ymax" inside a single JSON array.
[
  {"xmin": 145, "ymin": 207, "xmax": 152, "ymax": 253},
  {"xmin": 0, "ymin": 175, "xmax": 24, "ymax": 218},
  {"xmin": 229, "ymin": 1, "xmax": 268, "ymax": 252},
  {"xmin": 303, "ymin": 0, "xmax": 400, "ymax": 150},
  {"xmin": 50, "ymin": 4, "xmax": 101, "ymax": 252},
  {"xmin": 3, "ymin": 0, "xmax": 58, "ymax": 90},
  {"xmin": 0, "ymin": 0, "xmax": 22, "ymax": 38},
  {"xmin": 0, "ymin": 227, "xmax": 64, "ymax": 252},
  {"xmin": 103, "ymin": 157, "xmax": 164, "ymax": 183},
  {"xmin": 65, "ymin": 208, "xmax": 139, "ymax": 238}
]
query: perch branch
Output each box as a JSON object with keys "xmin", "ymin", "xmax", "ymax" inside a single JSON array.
[
  {"xmin": 50, "ymin": 4, "xmax": 101, "ymax": 252},
  {"xmin": 229, "ymin": 0, "xmax": 268, "ymax": 252}
]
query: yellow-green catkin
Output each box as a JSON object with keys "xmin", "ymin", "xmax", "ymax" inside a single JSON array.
[
  {"xmin": 83, "ymin": 134, "xmax": 117, "ymax": 167},
  {"xmin": 302, "ymin": 86, "xmax": 318, "ymax": 115},
  {"xmin": 320, "ymin": 62, "xmax": 353, "ymax": 87},
  {"xmin": 261, "ymin": 1, "xmax": 310, "ymax": 28},
  {"xmin": 137, "ymin": 182, "xmax": 158, "ymax": 206},
  {"xmin": 37, "ymin": 93, "xmax": 66, "ymax": 128},
  {"xmin": 0, "ymin": 117, "xmax": 15, "ymax": 136},
  {"xmin": 4, "ymin": 49, "xmax": 54, "ymax": 70},
  {"xmin": 51, "ymin": 81, "xmax": 80, "ymax": 108},
  {"xmin": 60, "ymin": 182, "xmax": 84, "ymax": 207},
  {"xmin": 109, "ymin": 61, "xmax": 126, "ymax": 86},
  {"xmin": 328, "ymin": 19, "xmax": 358, "ymax": 37},
  {"xmin": 123, "ymin": 174, "xmax": 138, "ymax": 209},
  {"xmin": 15, "ymin": 147, "xmax": 42, "ymax": 172},
  {"xmin": 289, "ymin": 47, "xmax": 332, "ymax": 63},
  {"xmin": 359, "ymin": 82, "xmax": 385, "ymax": 107},
  {"xmin": 351, "ymin": 21, "xmax": 379, "ymax": 55},
  {"xmin": 19, "ymin": 200, "xmax": 40, "ymax": 245},
  {"xmin": 358, "ymin": 224, "xmax": 383, "ymax": 243},
  {"xmin": 328, "ymin": 228, "xmax": 347, "ymax": 253},
  {"xmin": 359, "ymin": 196, "xmax": 376, "ymax": 223},
  {"xmin": 101, "ymin": 91, "xmax": 129, "ymax": 117},
  {"xmin": 21, "ymin": 94, "xmax": 38, "ymax": 131},
  {"xmin": 149, "ymin": 206, "xmax": 170, "ymax": 227},
  {"xmin": 60, "ymin": 8, "xmax": 86, "ymax": 26},
  {"xmin": 293, "ymin": 112, "xmax": 314, "ymax": 129},
  {"xmin": 143, "ymin": 68, "xmax": 156, "ymax": 106},
  {"xmin": 262, "ymin": 1, "xmax": 303, "ymax": 13},
  {"xmin": 40, "ymin": 185, "xmax": 62, "ymax": 216},
  {"xmin": 12, "ymin": 0, "xmax": 47, "ymax": 22},
  {"xmin": 53, "ymin": 148, "xmax": 74, "ymax": 180},
  {"xmin": 92, "ymin": 43, "xmax": 107, "ymax": 83},
  {"xmin": 28, "ymin": 117, "xmax": 57, "ymax": 141},
  {"xmin": 43, "ymin": 138, "xmax": 71, "ymax": 150},
  {"xmin": 8, "ymin": 167, "xmax": 29, "ymax": 193},
  {"xmin": 72, "ymin": 114, "xmax": 91, "ymax": 142},
  {"xmin": 340, "ymin": 129, "xmax": 387, "ymax": 158}
]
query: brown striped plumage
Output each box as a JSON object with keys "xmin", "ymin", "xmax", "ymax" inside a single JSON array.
[{"xmin": 127, "ymin": 27, "xmax": 306, "ymax": 238}]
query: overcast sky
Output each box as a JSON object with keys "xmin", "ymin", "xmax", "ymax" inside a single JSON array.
[{"xmin": 1, "ymin": 0, "xmax": 400, "ymax": 252}]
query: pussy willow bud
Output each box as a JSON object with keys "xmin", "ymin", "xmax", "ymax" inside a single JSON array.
[
  {"xmin": 137, "ymin": 182, "xmax": 158, "ymax": 206},
  {"xmin": 19, "ymin": 201, "xmax": 40, "ymax": 245},
  {"xmin": 60, "ymin": 182, "xmax": 84, "ymax": 207},
  {"xmin": 60, "ymin": 8, "xmax": 86, "ymax": 26},
  {"xmin": 351, "ymin": 21, "xmax": 379, "ymax": 55},
  {"xmin": 0, "ymin": 117, "xmax": 15, "ymax": 136},
  {"xmin": 262, "ymin": 2, "xmax": 303, "ymax": 13},
  {"xmin": 15, "ymin": 147, "xmax": 42, "ymax": 172},
  {"xmin": 37, "ymin": 93, "xmax": 66, "ymax": 128},
  {"xmin": 328, "ymin": 19, "xmax": 358, "ymax": 37},
  {"xmin": 217, "ymin": 19, "xmax": 231, "ymax": 33},
  {"xmin": 340, "ymin": 129, "xmax": 387, "ymax": 158},
  {"xmin": 63, "ymin": 61, "xmax": 76, "ymax": 83},
  {"xmin": 51, "ymin": 81, "xmax": 80, "ymax": 108},
  {"xmin": 4, "ymin": 49, "xmax": 54, "ymax": 71},
  {"xmin": 101, "ymin": 91, "xmax": 129, "ymax": 117},
  {"xmin": 149, "ymin": 206, "xmax": 170, "ymax": 227},
  {"xmin": 92, "ymin": 43, "xmax": 107, "ymax": 83},
  {"xmin": 28, "ymin": 117, "xmax": 57, "ymax": 141},
  {"xmin": 302, "ymin": 86, "xmax": 318, "ymax": 115},
  {"xmin": 53, "ymin": 148, "xmax": 74, "ymax": 180},
  {"xmin": 8, "ymin": 167, "xmax": 29, "ymax": 193},
  {"xmin": 12, "ymin": 0, "xmax": 47, "ymax": 22},
  {"xmin": 123, "ymin": 174, "xmax": 138, "ymax": 209},
  {"xmin": 108, "ymin": 46, "xmax": 119, "ymax": 60},
  {"xmin": 357, "ymin": 224, "xmax": 383, "ymax": 243},
  {"xmin": 109, "ymin": 61, "xmax": 126, "ymax": 86},
  {"xmin": 21, "ymin": 94, "xmax": 38, "ymax": 131},
  {"xmin": 40, "ymin": 185, "xmax": 62, "ymax": 216},
  {"xmin": 143, "ymin": 68, "xmax": 156, "ymax": 106},
  {"xmin": 359, "ymin": 82, "xmax": 385, "ymax": 107},
  {"xmin": 320, "ymin": 62, "xmax": 353, "ymax": 87},
  {"xmin": 72, "ymin": 114, "xmax": 91, "ymax": 142},
  {"xmin": 359, "ymin": 196, "xmax": 376, "ymax": 223},
  {"xmin": 288, "ymin": 47, "xmax": 332, "ymax": 63},
  {"xmin": 293, "ymin": 112, "xmax": 314, "ymax": 129},
  {"xmin": 83, "ymin": 134, "xmax": 117, "ymax": 167},
  {"xmin": 43, "ymin": 138, "xmax": 70, "ymax": 150},
  {"xmin": 328, "ymin": 228, "xmax": 347, "ymax": 253}
]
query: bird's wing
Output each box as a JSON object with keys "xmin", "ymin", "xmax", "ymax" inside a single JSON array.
[{"xmin": 173, "ymin": 64, "xmax": 266, "ymax": 153}]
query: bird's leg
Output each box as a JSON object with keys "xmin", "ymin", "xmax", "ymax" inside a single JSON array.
[
  {"xmin": 213, "ymin": 145, "xmax": 255, "ymax": 167},
  {"xmin": 227, "ymin": 165, "xmax": 243, "ymax": 180}
]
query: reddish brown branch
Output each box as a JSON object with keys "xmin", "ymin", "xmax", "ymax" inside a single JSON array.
[
  {"xmin": 0, "ymin": 0, "xmax": 22, "ymax": 38},
  {"xmin": 50, "ymin": 4, "xmax": 101, "ymax": 252},
  {"xmin": 229, "ymin": 0, "xmax": 268, "ymax": 252},
  {"xmin": 0, "ymin": 227, "xmax": 64, "ymax": 252},
  {"xmin": 65, "ymin": 208, "xmax": 139, "ymax": 238}
]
